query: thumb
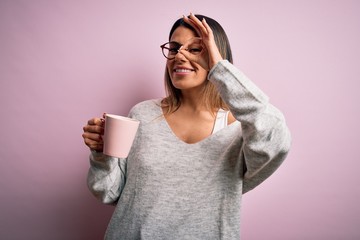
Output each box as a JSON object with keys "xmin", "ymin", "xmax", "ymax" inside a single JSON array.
[
  {"xmin": 178, "ymin": 49, "xmax": 195, "ymax": 61},
  {"xmin": 179, "ymin": 49, "xmax": 209, "ymax": 71}
]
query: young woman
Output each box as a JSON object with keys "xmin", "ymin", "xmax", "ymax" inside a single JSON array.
[{"xmin": 82, "ymin": 13, "xmax": 291, "ymax": 239}]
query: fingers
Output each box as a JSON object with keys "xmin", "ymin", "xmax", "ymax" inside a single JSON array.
[
  {"xmin": 189, "ymin": 13, "xmax": 208, "ymax": 36},
  {"xmin": 83, "ymin": 117, "xmax": 104, "ymax": 136},
  {"xmin": 82, "ymin": 117, "xmax": 105, "ymax": 151},
  {"xmin": 182, "ymin": 13, "xmax": 222, "ymax": 70},
  {"xmin": 83, "ymin": 136, "xmax": 103, "ymax": 151},
  {"xmin": 83, "ymin": 121, "xmax": 104, "ymax": 141},
  {"xmin": 83, "ymin": 124, "xmax": 104, "ymax": 135},
  {"xmin": 82, "ymin": 130, "xmax": 104, "ymax": 151},
  {"xmin": 178, "ymin": 49, "xmax": 195, "ymax": 63},
  {"xmin": 183, "ymin": 13, "xmax": 210, "ymax": 39},
  {"xmin": 87, "ymin": 117, "xmax": 104, "ymax": 127},
  {"xmin": 183, "ymin": 15, "xmax": 201, "ymax": 37},
  {"xmin": 201, "ymin": 18, "xmax": 214, "ymax": 38},
  {"xmin": 179, "ymin": 48, "xmax": 209, "ymax": 70}
]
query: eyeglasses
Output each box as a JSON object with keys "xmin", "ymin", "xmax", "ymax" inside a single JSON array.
[{"xmin": 160, "ymin": 37, "xmax": 203, "ymax": 60}]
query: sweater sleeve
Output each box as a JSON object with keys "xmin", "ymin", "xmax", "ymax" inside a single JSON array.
[
  {"xmin": 87, "ymin": 151, "xmax": 127, "ymax": 204},
  {"xmin": 208, "ymin": 60, "xmax": 291, "ymax": 193}
]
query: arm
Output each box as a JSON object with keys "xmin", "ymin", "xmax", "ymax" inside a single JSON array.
[
  {"xmin": 87, "ymin": 151, "xmax": 127, "ymax": 204},
  {"xmin": 208, "ymin": 60, "xmax": 291, "ymax": 193},
  {"xmin": 82, "ymin": 116, "xmax": 127, "ymax": 204}
]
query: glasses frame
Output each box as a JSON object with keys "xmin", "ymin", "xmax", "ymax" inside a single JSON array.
[{"xmin": 160, "ymin": 37, "xmax": 203, "ymax": 60}]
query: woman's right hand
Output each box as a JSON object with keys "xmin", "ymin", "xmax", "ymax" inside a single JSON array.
[{"xmin": 82, "ymin": 117, "xmax": 105, "ymax": 152}]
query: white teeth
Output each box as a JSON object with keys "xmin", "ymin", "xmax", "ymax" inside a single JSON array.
[{"xmin": 175, "ymin": 69, "xmax": 192, "ymax": 73}]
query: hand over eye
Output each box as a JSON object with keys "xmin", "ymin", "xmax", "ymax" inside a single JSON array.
[{"xmin": 180, "ymin": 13, "xmax": 223, "ymax": 70}]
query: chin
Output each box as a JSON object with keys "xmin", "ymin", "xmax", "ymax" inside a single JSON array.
[{"xmin": 172, "ymin": 80, "xmax": 207, "ymax": 91}]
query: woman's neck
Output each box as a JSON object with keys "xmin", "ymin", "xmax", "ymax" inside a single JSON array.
[{"xmin": 180, "ymin": 89, "xmax": 208, "ymax": 112}]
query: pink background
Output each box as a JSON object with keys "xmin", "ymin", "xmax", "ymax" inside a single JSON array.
[{"xmin": 1, "ymin": 0, "xmax": 359, "ymax": 239}]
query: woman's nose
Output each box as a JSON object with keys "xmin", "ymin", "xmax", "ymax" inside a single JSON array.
[{"xmin": 174, "ymin": 50, "xmax": 187, "ymax": 61}]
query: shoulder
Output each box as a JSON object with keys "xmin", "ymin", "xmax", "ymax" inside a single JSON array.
[
  {"xmin": 130, "ymin": 99, "xmax": 161, "ymax": 113},
  {"xmin": 128, "ymin": 99, "xmax": 162, "ymax": 121},
  {"xmin": 217, "ymin": 109, "xmax": 237, "ymax": 125}
]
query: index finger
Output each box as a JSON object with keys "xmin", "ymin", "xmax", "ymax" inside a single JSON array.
[
  {"xmin": 184, "ymin": 13, "xmax": 208, "ymax": 37},
  {"xmin": 87, "ymin": 117, "xmax": 104, "ymax": 126}
]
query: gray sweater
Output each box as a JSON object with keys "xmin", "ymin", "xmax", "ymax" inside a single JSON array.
[{"xmin": 87, "ymin": 60, "xmax": 291, "ymax": 240}]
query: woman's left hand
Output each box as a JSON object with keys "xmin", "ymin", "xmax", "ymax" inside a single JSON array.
[{"xmin": 180, "ymin": 13, "xmax": 223, "ymax": 71}]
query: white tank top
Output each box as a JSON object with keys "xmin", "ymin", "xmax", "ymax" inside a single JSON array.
[{"xmin": 212, "ymin": 109, "xmax": 229, "ymax": 134}]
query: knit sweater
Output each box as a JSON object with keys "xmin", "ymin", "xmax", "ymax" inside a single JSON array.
[{"xmin": 87, "ymin": 60, "xmax": 291, "ymax": 240}]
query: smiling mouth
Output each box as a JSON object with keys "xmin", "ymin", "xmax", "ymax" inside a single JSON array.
[{"xmin": 174, "ymin": 68, "xmax": 194, "ymax": 73}]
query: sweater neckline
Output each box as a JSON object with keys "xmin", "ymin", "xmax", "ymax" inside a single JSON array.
[{"xmin": 154, "ymin": 99, "xmax": 240, "ymax": 146}]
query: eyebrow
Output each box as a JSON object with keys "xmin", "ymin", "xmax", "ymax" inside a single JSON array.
[{"xmin": 169, "ymin": 41, "xmax": 182, "ymax": 45}]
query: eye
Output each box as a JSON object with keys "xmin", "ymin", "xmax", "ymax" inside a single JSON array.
[
  {"xmin": 168, "ymin": 42, "xmax": 181, "ymax": 54},
  {"xmin": 168, "ymin": 47, "xmax": 179, "ymax": 54},
  {"xmin": 188, "ymin": 48, "xmax": 202, "ymax": 53},
  {"xmin": 187, "ymin": 45, "xmax": 203, "ymax": 55}
]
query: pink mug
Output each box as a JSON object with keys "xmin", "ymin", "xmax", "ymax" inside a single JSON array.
[{"xmin": 103, "ymin": 114, "xmax": 140, "ymax": 158}]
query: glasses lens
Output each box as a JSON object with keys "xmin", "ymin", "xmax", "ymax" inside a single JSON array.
[
  {"xmin": 161, "ymin": 38, "xmax": 203, "ymax": 59},
  {"xmin": 162, "ymin": 42, "xmax": 181, "ymax": 59}
]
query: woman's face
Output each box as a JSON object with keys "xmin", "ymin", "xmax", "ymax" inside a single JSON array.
[{"xmin": 166, "ymin": 26, "xmax": 208, "ymax": 92}]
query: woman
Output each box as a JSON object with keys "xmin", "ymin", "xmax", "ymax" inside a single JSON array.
[{"xmin": 82, "ymin": 13, "xmax": 291, "ymax": 239}]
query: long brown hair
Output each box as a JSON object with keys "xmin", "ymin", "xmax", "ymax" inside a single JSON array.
[{"xmin": 162, "ymin": 14, "xmax": 233, "ymax": 115}]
